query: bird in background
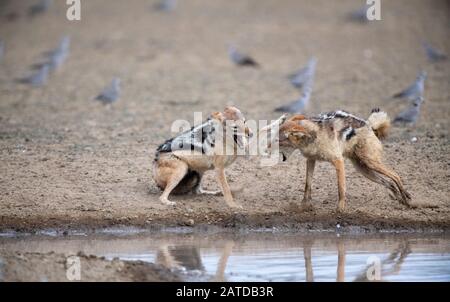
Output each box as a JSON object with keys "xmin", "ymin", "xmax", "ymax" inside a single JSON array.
[
  {"xmin": 348, "ymin": 4, "xmax": 369, "ymax": 23},
  {"xmin": 45, "ymin": 36, "xmax": 71, "ymax": 57},
  {"xmin": 46, "ymin": 48, "xmax": 69, "ymax": 70},
  {"xmin": 37, "ymin": 36, "xmax": 70, "ymax": 71},
  {"xmin": 17, "ymin": 64, "xmax": 50, "ymax": 87},
  {"xmin": 29, "ymin": 0, "xmax": 52, "ymax": 17},
  {"xmin": 228, "ymin": 45, "xmax": 260, "ymax": 67},
  {"xmin": 275, "ymin": 76, "xmax": 314, "ymax": 113},
  {"xmin": 154, "ymin": 0, "xmax": 177, "ymax": 12},
  {"xmin": 288, "ymin": 57, "xmax": 317, "ymax": 89},
  {"xmin": 392, "ymin": 70, "xmax": 426, "ymax": 100},
  {"xmin": 423, "ymin": 42, "xmax": 447, "ymax": 62},
  {"xmin": 95, "ymin": 78, "xmax": 121, "ymax": 104},
  {"xmin": 33, "ymin": 37, "xmax": 70, "ymax": 71},
  {"xmin": 0, "ymin": 39, "xmax": 4, "ymax": 62},
  {"xmin": 393, "ymin": 97, "xmax": 424, "ymax": 125}
]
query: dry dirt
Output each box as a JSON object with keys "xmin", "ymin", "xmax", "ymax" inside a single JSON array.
[{"xmin": 0, "ymin": 0, "xmax": 449, "ymax": 232}]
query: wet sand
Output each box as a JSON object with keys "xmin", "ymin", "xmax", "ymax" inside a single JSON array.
[
  {"xmin": 0, "ymin": 249, "xmax": 181, "ymax": 282},
  {"xmin": 0, "ymin": 0, "xmax": 449, "ymax": 232}
]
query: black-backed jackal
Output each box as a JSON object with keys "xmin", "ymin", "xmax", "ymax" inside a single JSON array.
[
  {"xmin": 262, "ymin": 109, "xmax": 412, "ymax": 212},
  {"xmin": 152, "ymin": 106, "xmax": 252, "ymax": 208}
]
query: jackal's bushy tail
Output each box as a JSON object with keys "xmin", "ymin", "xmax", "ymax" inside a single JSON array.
[{"xmin": 367, "ymin": 108, "xmax": 391, "ymax": 140}]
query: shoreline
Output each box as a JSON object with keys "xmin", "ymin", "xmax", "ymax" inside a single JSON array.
[{"xmin": 1, "ymin": 211, "xmax": 449, "ymax": 234}]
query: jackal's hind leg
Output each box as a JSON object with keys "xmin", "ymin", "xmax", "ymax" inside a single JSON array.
[
  {"xmin": 353, "ymin": 157, "xmax": 412, "ymax": 207},
  {"xmin": 352, "ymin": 159, "xmax": 402, "ymax": 201},
  {"xmin": 369, "ymin": 163, "xmax": 412, "ymax": 206},
  {"xmin": 159, "ymin": 162, "xmax": 189, "ymax": 206}
]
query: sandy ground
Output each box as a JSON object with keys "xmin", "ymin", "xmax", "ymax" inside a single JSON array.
[{"xmin": 0, "ymin": 0, "xmax": 449, "ymax": 232}]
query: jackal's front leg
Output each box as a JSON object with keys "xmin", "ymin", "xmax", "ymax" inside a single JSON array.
[
  {"xmin": 332, "ymin": 159, "xmax": 346, "ymax": 212},
  {"xmin": 302, "ymin": 158, "xmax": 316, "ymax": 210},
  {"xmin": 215, "ymin": 166, "xmax": 242, "ymax": 209}
]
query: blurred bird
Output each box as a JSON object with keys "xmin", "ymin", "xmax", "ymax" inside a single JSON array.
[
  {"xmin": 348, "ymin": 5, "xmax": 369, "ymax": 23},
  {"xmin": 17, "ymin": 64, "xmax": 50, "ymax": 87},
  {"xmin": 46, "ymin": 36, "xmax": 71, "ymax": 57},
  {"xmin": 228, "ymin": 45, "xmax": 259, "ymax": 67},
  {"xmin": 393, "ymin": 97, "xmax": 424, "ymax": 125},
  {"xmin": 423, "ymin": 42, "xmax": 447, "ymax": 62},
  {"xmin": 34, "ymin": 36, "xmax": 70, "ymax": 71},
  {"xmin": 275, "ymin": 77, "xmax": 313, "ymax": 113},
  {"xmin": 154, "ymin": 0, "xmax": 177, "ymax": 12},
  {"xmin": 393, "ymin": 71, "xmax": 426, "ymax": 100},
  {"xmin": 49, "ymin": 49, "xmax": 68, "ymax": 70},
  {"xmin": 48, "ymin": 36, "xmax": 70, "ymax": 70},
  {"xmin": 288, "ymin": 57, "xmax": 317, "ymax": 89},
  {"xmin": 0, "ymin": 39, "xmax": 4, "ymax": 62},
  {"xmin": 29, "ymin": 0, "xmax": 52, "ymax": 17},
  {"xmin": 95, "ymin": 78, "xmax": 121, "ymax": 104}
]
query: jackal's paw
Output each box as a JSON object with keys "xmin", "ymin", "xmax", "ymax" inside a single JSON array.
[
  {"xmin": 336, "ymin": 207, "xmax": 346, "ymax": 213},
  {"xmin": 229, "ymin": 203, "xmax": 243, "ymax": 210},
  {"xmin": 197, "ymin": 188, "xmax": 223, "ymax": 196},
  {"xmin": 160, "ymin": 198, "xmax": 176, "ymax": 206},
  {"xmin": 336, "ymin": 201, "xmax": 346, "ymax": 213}
]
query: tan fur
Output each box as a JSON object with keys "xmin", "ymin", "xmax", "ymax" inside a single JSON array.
[
  {"xmin": 367, "ymin": 111, "xmax": 390, "ymax": 140},
  {"xmin": 153, "ymin": 106, "xmax": 251, "ymax": 208},
  {"xmin": 268, "ymin": 110, "xmax": 411, "ymax": 212}
]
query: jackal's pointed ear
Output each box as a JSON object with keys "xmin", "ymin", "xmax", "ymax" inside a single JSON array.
[
  {"xmin": 285, "ymin": 124, "xmax": 309, "ymax": 139},
  {"xmin": 288, "ymin": 114, "xmax": 306, "ymax": 122},
  {"xmin": 210, "ymin": 111, "xmax": 225, "ymax": 123}
]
